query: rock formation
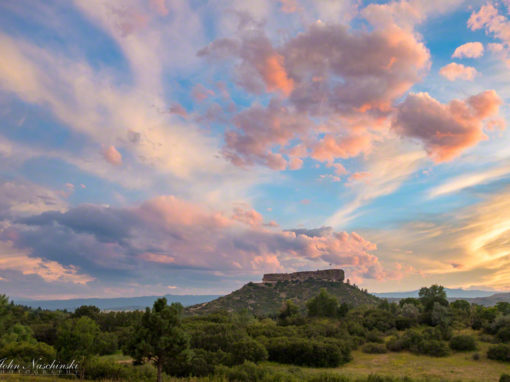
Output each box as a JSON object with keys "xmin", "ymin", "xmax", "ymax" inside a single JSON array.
[{"xmin": 262, "ymin": 269, "xmax": 344, "ymax": 284}]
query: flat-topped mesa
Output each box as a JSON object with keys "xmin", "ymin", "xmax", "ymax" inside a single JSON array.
[{"xmin": 262, "ymin": 269, "xmax": 344, "ymax": 284}]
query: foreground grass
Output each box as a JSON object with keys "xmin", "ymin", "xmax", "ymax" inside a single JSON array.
[
  {"xmin": 3, "ymin": 345, "xmax": 510, "ymax": 382},
  {"xmin": 267, "ymin": 346, "xmax": 510, "ymax": 382}
]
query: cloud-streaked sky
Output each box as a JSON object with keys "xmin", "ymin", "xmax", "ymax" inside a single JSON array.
[{"xmin": 2, "ymin": 0, "xmax": 510, "ymax": 299}]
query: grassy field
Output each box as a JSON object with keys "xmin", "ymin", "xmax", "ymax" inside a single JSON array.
[{"xmin": 2, "ymin": 344, "xmax": 510, "ymax": 382}]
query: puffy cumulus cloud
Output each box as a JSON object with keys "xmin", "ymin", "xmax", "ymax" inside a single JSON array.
[
  {"xmin": 468, "ymin": 3, "xmax": 510, "ymax": 64},
  {"xmin": 361, "ymin": 0, "xmax": 464, "ymax": 31},
  {"xmin": 201, "ymin": 20, "xmax": 430, "ymax": 170},
  {"xmin": 393, "ymin": 90, "xmax": 503, "ymax": 162},
  {"xmin": 4, "ymin": 196, "xmax": 392, "ymax": 283},
  {"xmin": 439, "ymin": 63, "xmax": 477, "ymax": 81},
  {"xmin": 103, "ymin": 145, "xmax": 123, "ymax": 165},
  {"xmin": 222, "ymin": 99, "xmax": 310, "ymax": 170},
  {"xmin": 311, "ymin": 133, "xmax": 372, "ymax": 163},
  {"xmin": 0, "ymin": 241, "xmax": 93, "ymax": 285},
  {"xmin": 452, "ymin": 42, "xmax": 484, "ymax": 59}
]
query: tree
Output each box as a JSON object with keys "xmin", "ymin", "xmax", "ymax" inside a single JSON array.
[
  {"xmin": 419, "ymin": 285, "xmax": 448, "ymax": 312},
  {"xmin": 306, "ymin": 289, "xmax": 339, "ymax": 318},
  {"xmin": 126, "ymin": 298, "xmax": 190, "ymax": 382},
  {"xmin": 73, "ymin": 305, "xmax": 100, "ymax": 321},
  {"xmin": 56, "ymin": 316, "xmax": 100, "ymax": 378},
  {"xmin": 278, "ymin": 300, "xmax": 300, "ymax": 325}
]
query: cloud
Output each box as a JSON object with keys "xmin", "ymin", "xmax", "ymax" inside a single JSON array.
[
  {"xmin": 103, "ymin": 145, "xmax": 123, "ymax": 165},
  {"xmin": 364, "ymin": 186, "xmax": 510, "ymax": 290},
  {"xmin": 428, "ymin": 164, "xmax": 510, "ymax": 198},
  {"xmin": 0, "ymin": 241, "xmax": 93, "ymax": 285},
  {"xmin": 326, "ymin": 142, "xmax": 426, "ymax": 227},
  {"xmin": 468, "ymin": 3, "xmax": 510, "ymax": 65},
  {"xmin": 4, "ymin": 195, "xmax": 392, "ymax": 284},
  {"xmin": 201, "ymin": 19, "xmax": 430, "ymax": 170},
  {"xmin": 0, "ymin": 180, "xmax": 67, "ymax": 219},
  {"xmin": 452, "ymin": 42, "xmax": 484, "ymax": 58},
  {"xmin": 439, "ymin": 63, "xmax": 477, "ymax": 81},
  {"xmin": 393, "ymin": 90, "xmax": 503, "ymax": 162}
]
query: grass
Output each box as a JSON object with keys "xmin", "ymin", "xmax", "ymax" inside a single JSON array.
[{"xmin": 267, "ymin": 346, "xmax": 510, "ymax": 382}]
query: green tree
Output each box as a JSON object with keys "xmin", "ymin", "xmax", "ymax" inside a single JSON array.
[
  {"xmin": 126, "ymin": 298, "xmax": 190, "ymax": 382},
  {"xmin": 419, "ymin": 285, "xmax": 448, "ymax": 312},
  {"xmin": 306, "ymin": 289, "xmax": 339, "ymax": 318},
  {"xmin": 73, "ymin": 305, "xmax": 100, "ymax": 321},
  {"xmin": 56, "ymin": 316, "xmax": 100, "ymax": 377}
]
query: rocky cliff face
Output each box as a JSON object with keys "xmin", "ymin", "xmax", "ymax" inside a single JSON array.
[{"xmin": 262, "ymin": 269, "xmax": 344, "ymax": 284}]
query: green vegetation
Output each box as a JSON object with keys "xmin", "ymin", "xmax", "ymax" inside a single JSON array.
[
  {"xmin": 1, "ymin": 284, "xmax": 510, "ymax": 381},
  {"xmin": 186, "ymin": 278, "xmax": 379, "ymax": 316}
]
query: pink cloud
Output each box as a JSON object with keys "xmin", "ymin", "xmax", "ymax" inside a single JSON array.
[
  {"xmin": 279, "ymin": 0, "xmax": 299, "ymax": 13},
  {"xmin": 439, "ymin": 63, "xmax": 477, "ymax": 81},
  {"xmin": 103, "ymin": 145, "xmax": 123, "ymax": 166},
  {"xmin": 349, "ymin": 172, "xmax": 371, "ymax": 182},
  {"xmin": 259, "ymin": 54, "xmax": 295, "ymax": 96},
  {"xmin": 168, "ymin": 103, "xmax": 188, "ymax": 117},
  {"xmin": 232, "ymin": 206, "xmax": 264, "ymax": 226},
  {"xmin": 150, "ymin": 0, "xmax": 169, "ymax": 16},
  {"xmin": 311, "ymin": 134, "xmax": 372, "ymax": 163},
  {"xmin": 139, "ymin": 252, "xmax": 175, "ymax": 264},
  {"xmin": 192, "ymin": 84, "xmax": 215, "ymax": 102},
  {"xmin": 393, "ymin": 90, "xmax": 503, "ymax": 162},
  {"xmin": 200, "ymin": 17, "xmax": 430, "ymax": 171},
  {"xmin": 468, "ymin": 4, "xmax": 510, "ymax": 64},
  {"xmin": 452, "ymin": 42, "xmax": 484, "ymax": 58}
]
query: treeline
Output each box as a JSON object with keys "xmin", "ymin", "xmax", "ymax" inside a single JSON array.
[{"xmin": 1, "ymin": 286, "xmax": 510, "ymax": 382}]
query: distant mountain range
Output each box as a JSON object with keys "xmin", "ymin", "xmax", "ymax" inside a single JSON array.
[
  {"xmin": 13, "ymin": 294, "xmax": 221, "ymax": 311},
  {"xmin": 12, "ymin": 287, "xmax": 510, "ymax": 313},
  {"xmin": 373, "ymin": 288, "xmax": 502, "ymax": 299}
]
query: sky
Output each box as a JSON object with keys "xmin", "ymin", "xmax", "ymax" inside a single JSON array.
[{"xmin": 2, "ymin": 0, "xmax": 510, "ymax": 299}]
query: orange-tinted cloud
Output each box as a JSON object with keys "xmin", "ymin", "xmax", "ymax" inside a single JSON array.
[
  {"xmin": 452, "ymin": 42, "xmax": 484, "ymax": 58},
  {"xmin": 103, "ymin": 145, "xmax": 123, "ymax": 165},
  {"xmin": 259, "ymin": 54, "xmax": 294, "ymax": 96},
  {"xmin": 311, "ymin": 134, "xmax": 372, "ymax": 163},
  {"xmin": 393, "ymin": 90, "xmax": 503, "ymax": 162},
  {"xmin": 439, "ymin": 63, "xmax": 477, "ymax": 81}
]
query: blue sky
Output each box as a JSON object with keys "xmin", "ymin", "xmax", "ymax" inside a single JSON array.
[{"xmin": 1, "ymin": 0, "xmax": 510, "ymax": 298}]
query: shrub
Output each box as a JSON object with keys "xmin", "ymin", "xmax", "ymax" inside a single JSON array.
[
  {"xmin": 449, "ymin": 335, "xmax": 477, "ymax": 351},
  {"xmin": 500, "ymin": 374, "xmax": 510, "ymax": 382},
  {"xmin": 472, "ymin": 352, "xmax": 480, "ymax": 360},
  {"xmin": 497, "ymin": 327, "xmax": 510, "ymax": 343},
  {"xmin": 266, "ymin": 337, "xmax": 350, "ymax": 367},
  {"xmin": 488, "ymin": 344, "xmax": 510, "ymax": 362},
  {"xmin": 0, "ymin": 341, "xmax": 56, "ymax": 362},
  {"xmin": 362, "ymin": 343, "xmax": 387, "ymax": 354},
  {"xmin": 420, "ymin": 340, "xmax": 450, "ymax": 357},
  {"xmin": 231, "ymin": 338, "xmax": 268, "ymax": 364}
]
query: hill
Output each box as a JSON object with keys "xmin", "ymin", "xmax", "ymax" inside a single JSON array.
[
  {"xmin": 374, "ymin": 288, "xmax": 502, "ymax": 299},
  {"xmin": 187, "ymin": 278, "xmax": 380, "ymax": 316},
  {"xmin": 454, "ymin": 292, "xmax": 510, "ymax": 306},
  {"xmin": 14, "ymin": 294, "xmax": 221, "ymax": 311}
]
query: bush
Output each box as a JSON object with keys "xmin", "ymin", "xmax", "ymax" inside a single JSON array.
[
  {"xmin": 497, "ymin": 327, "xmax": 510, "ymax": 343},
  {"xmin": 231, "ymin": 338, "xmax": 268, "ymax": 364},
  {"xmin": 266, "ymin": 337, "xmax": 350, "ymax": 367},
  {"xmin": 420, "ymin": 340, "xmax": 449, "ymax": 357},
  {"xmin": 0, "ymin": 341, "xmax": 56, "ymax": 362},
  {"xmin": 501, "ymin": 374, "xmax": 510, "ymax": 382},
  {"xmin": 449, "ymin": 335, "xmax": 477, "ymax": 351},
  {"xmin": 362, "ymin": 343, "xmax": 387, "ymax": 354},
  {"xmin": 488, "ymin": 344, "xmax": 510, "ymax": 362},
  {"xmin": 472, "ymin": 352, "xmax": 480, "ymax": 360}
]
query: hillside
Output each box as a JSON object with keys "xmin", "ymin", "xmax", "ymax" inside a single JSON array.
[
  {"xmin": 187, "ymin": 279, "xmax": 380, "ymax": 316},
  {"xmin": 455, "ymin": 292, "xmax": 510, "ymax": 306}
]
